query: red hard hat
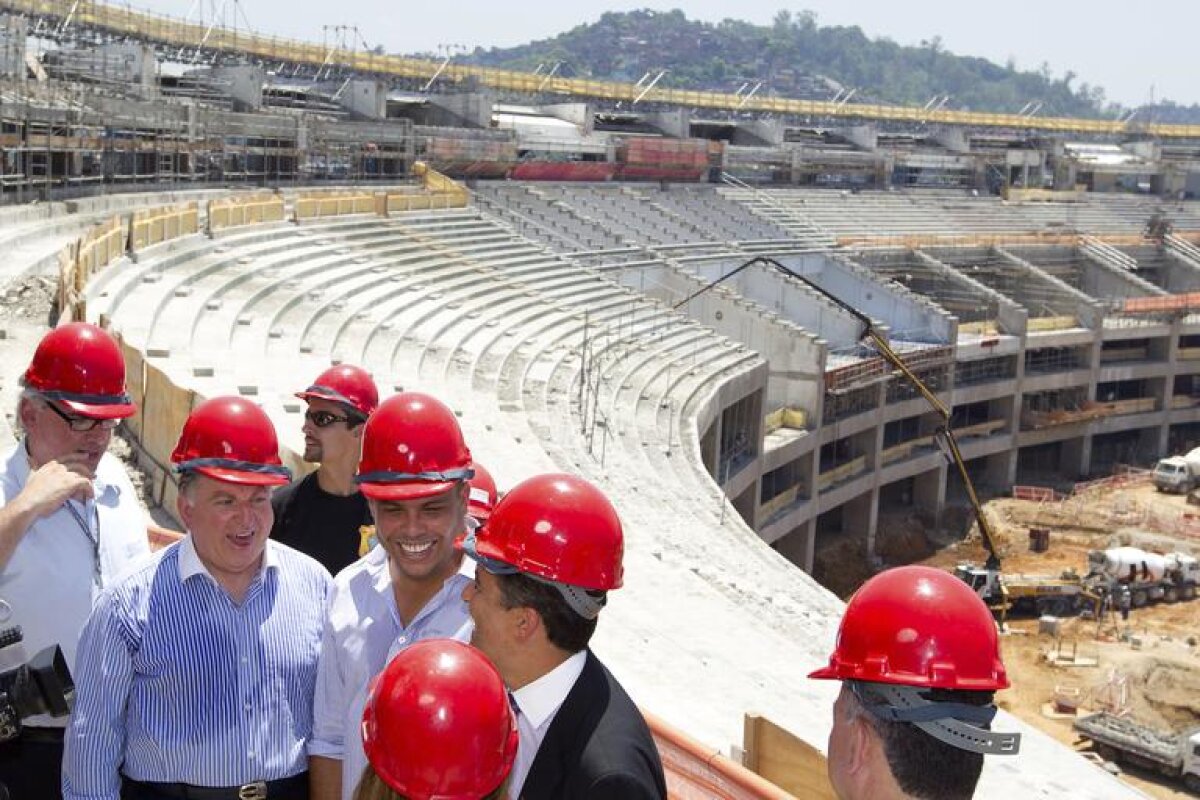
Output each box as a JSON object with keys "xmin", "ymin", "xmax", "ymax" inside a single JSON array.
[
  {"xmin": 356, "ymin": 392, "xmax": 472, "ymax": 502},
  {"xmin": 461, "ymin": 474, "xmax": 623, "ymax": 591},
  {"xmin": 171, "ymin": 396, "xmax": 291, "ymax": 486},
  {"xmin": 22, "ymin": 322, "xmax": 136, "ymax": 419},
  {"xmin": 362, "ymin": 639, "xmax": 517, "ymax": 800},
  {"xmin": 809, "ymin": 565, "xmax": 1008, "ymax": 691},
  {"xmin": 467, "ymin": 462, "xmax": 498, "ymax": 522},
  {"xmin": 295, "ymin": 363, "xmax": 379, "ymax": 418}
]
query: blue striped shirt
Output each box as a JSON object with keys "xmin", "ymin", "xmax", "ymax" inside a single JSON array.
[{"xmin": 62, "ymin": 536, "xmax": 332, "ymax": 799}]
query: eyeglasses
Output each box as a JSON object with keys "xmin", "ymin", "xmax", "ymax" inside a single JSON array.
[
  {"xmin": 43, "ymin": 401, "xmax": 119, "ymax": 432},
  {"xmin": 305, "ymin": 409, "xmax": 354, "ymax": 428}
]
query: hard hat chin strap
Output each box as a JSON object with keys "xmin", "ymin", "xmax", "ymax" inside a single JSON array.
[
  {"xmin": 531, "ymin": 576, "xmax": 606, "ymax": 620},
  {"xmin": 850, "ymin": 681, "xmax": 1021, "ymax": 756}
]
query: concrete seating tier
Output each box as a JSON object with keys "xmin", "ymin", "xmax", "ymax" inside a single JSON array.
[{"xmin": 722, "ymin": 186, "xmax": 1200, "ymax": 240}]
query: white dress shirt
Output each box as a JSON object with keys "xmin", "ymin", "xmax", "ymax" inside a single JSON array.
[
  {"xmin": 507, "ymin": 649, "xmax": 588, "ymax": 800},
  {"xmin": 310, "ymin": 544, "xmax": 474, "ymax": 800},
  {"xmin": 0, "ymin": 442, "xmax": 149, "ymax": 728}
]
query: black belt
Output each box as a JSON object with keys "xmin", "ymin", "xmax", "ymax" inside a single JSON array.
[
  {"xmin": 21, "ymin": 726, "xmax": 65, "ymax": 744},
  {"xmin": 122, "ymin": 772, "xmax": 307, "ymax": 800}
]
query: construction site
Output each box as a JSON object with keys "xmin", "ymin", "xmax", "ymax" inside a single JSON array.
[{"xmin": 2, "ymin": 0, "xmax": 1200, "ymax": 797}]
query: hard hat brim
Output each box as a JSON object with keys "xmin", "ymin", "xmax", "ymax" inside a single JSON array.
[
  {"xmin": 61, "ymin": 399, "xmax": 137, "ymax": 419},
  {"xmin": 360, "ymin": 480, "xmax": 456, "ymax": 502},
  {"xmin": 808, "ymin": 664, "xmax": 839, "ymax": 680},
  {"xmin": 194, "ymin": 465, "xmax": 291, "ymax": 486}
]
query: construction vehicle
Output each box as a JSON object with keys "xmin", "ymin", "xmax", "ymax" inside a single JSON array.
[
  {"xmin": 1088, "ymin": 547, "xmax": 1199, "ymax": 605},
  {"xmin": 1153, "ymin": 447, "xmax": 1200, "ymax": 493},
  {"xmin": 952, "ymin": 565, "xmax": 1099, "ymax": 617},
  {"xmin": 1074, "ymin": 712, "xmax": 1200, "ymax": 794},
  {"xmin": 955, "ymin": 545, "xmax": 1198, "ymax": 618}
]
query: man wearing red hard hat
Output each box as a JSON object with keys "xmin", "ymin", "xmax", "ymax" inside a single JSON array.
[
  {"xmin": 63, "ymin": 396, "xmax": 332, "ymax": 799},
  {"xmin": 809, "ymin": 565, "xmax": 1020, "ymax": 800},
  {"xmin": 310, "ymin": 392, "xmax": 476, "ymax": 800},
  {"xmin": 0, "ymin": 323, "xmax": 150, "ymax": 798},
  {"xmin": 272, "ymin": 364, "xmax": 379, "ymax": 574},
  {"xmin": 459, "ymin": 473, "xmax": 666, "ymax": 800}
]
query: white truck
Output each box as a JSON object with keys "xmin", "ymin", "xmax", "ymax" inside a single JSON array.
[
  {"xmin": 1087, "ymin": 547, "xmax": 1200, "ymax": 606},
  {"xmin": 1153, "ymin": 447, "xmax": 1200, "ymax": 493},
  {"xmin": 1074, "ymin": 712, "xmax": 1200, "ymax": 794}
]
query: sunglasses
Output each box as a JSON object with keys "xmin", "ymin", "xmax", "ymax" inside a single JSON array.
[
  {"xmin": 43, "ymin": 401, "xmax": 120, "ymax": 432},
  {"xmin": 305, "ymin": 409, "xmax": 357, "ymax": 428}
]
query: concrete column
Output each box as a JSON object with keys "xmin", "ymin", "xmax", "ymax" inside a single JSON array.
[
  {"xmin": 774, "ymin": 519, "xmax": 817, "ymax": 574},
  {"xmin": 913, "ymin": 465, "xmax": 946, "ymax": 525},
  {"xmin": 845, "ymin": 488, "xmax": 879, "ymax": 559},
  {"xmin": 643, "ymin": 109, "xmax": 689, "ymax": 139},
  {"xmin": 1062, "ymin": 436, "xmax": 1088, "ymax": 479}
]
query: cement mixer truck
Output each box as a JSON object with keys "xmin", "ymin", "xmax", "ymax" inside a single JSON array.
[
  {"xmin": 1087, "ymin": 546, "xmax": 1199, "ymax": 606},
  {"xmin": 956, "ymin": 546, "xmax": 1198, "ymax": 616},
  {"xmin": 1153, "ymin": 447, "xmax": 1200, "ymax": 493}
]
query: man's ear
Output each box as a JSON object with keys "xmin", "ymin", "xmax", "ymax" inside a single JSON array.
[
  {"xmin": 512, "ymin": 605, "xmax": 542, "ymax": 645},
  {"xmin": 176, "ymin": 489, "xmax": 195, "ymax": 531},
  {"xmin": 844, "ymin": 709, "xmax": 875, "ymax": 780}
]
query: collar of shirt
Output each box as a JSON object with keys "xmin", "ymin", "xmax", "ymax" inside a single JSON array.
[
  {"xmin": 511, "ymin": 649, "xmax": 588, "ymax": 732},
  {"xmin": 370, "ymin": 547, "xmax": 476, "ymax": 630},
  {"xmin": 176, "ymin": 534, "xmax": 279, "ymax": 585}
]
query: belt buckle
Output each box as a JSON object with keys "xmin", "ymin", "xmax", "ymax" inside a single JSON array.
[{"xmin": 238, "ymin": 782, "xmax": 268, "ymax": 800}]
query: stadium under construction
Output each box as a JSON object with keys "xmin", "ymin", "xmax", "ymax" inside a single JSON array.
[{"xmin": 1, "ymin": 1, "xmax": 1198, "ymax": 796}]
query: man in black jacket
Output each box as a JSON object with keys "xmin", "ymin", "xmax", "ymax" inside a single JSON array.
[{"xmin": 460, "ymin": 473, "xmax": 666, "ymax": 800}]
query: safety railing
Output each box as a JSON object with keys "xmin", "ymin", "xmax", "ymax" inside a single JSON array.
[
  {"xmin": 293, "ymin": 190, "xmax": 376, "ymax": 221},
  {"xmin": 763, "ymin": 407, "xmax": 807, "ymax": 435},
  {"xmin": 377, "ymin": 163, "xmax": 468, "ymax": 215},
  {"xmin": 645, "ymin": 711, "xmax": 816, "ymax": 800},
  {"xmin": 207, "ymin": 193, "xmax": 285, "ymax": 232},
  {"xmin": 816, "ymin": 455, "xmax": 868, "ymax": 491},
  {"xmin": 129, "ymin": 203, "xmax": 199, "ymax": 251},
  {"xmin": 57, "ymin": 214, "xmax": 123, "ymax": 321},
  {"xmin": 1026, "ymin": 315, "xmax": 1078, "ymax": 332}
]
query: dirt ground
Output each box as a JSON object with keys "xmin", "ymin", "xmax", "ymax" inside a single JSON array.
[{"xmin": 918, "ymin": 482, "xmax": 1200, "ymax": 799}]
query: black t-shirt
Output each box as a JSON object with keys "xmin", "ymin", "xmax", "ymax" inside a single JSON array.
[{"xmin": 270, "ymin": 471, "xmax": 373, "ymax": 576}]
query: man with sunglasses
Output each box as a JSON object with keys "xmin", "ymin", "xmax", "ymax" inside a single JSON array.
[
  {"xmin": 0, "ymin": 323, "xmax": 150, "ymax": 798},
  {"xmin": 271, "ymin": 364, "xmax": 379, "ymax": 575}
]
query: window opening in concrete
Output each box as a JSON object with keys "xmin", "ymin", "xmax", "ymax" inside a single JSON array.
[
  {"xmin": 1024, "ymin": 345, "xmax": 1087, "ymax": 375},
  {"xmin": 954, "ymin": 355, "xmax": 1016, "ymax": 386}
]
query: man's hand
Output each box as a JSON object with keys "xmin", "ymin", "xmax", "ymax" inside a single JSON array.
[
  {"xmin": 0, "ymin": 460, "xmax": 95, "ymax": 570},
  {"xmin": 21, "ymin": 460, "xmax": 94, "ymax": 518}
]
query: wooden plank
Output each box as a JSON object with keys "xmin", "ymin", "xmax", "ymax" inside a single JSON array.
[{"xmin": 743, "ymin": 715, "xmax": 836, "ymax": 800}]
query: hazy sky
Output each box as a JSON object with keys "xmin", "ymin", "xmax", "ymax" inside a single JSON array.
[{"xmin": 146, "ymin": 0, "xmax": 1197, "ymax": 107}]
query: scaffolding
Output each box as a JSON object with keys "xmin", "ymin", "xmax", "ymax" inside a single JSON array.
[
  {"xmin": 0, "ymin": 76, "xmax": 415, "ymax": 200},
  {"xmin": 4, "ymin": 0, "xmax": 1200, "ymax": 137}
]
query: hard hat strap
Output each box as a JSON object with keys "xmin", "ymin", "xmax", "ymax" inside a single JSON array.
[
  {"xmin": 460, "ymin": 532, "xmax": 607, "ymax": 619},
  {"xmin": 850, "ymin": 681, "xmax": 1021, "ymax": 757},
  {"xmin": 356, "ymin": 467, "xmax": 474, "ymax": 484},
  {"xmin": 29, "ymin": 388, "xmax": 133, "ymax": 406},
  {"xmin": 533, "ymin": 577, "xmax": 606, "ymax": 620},
  {"xmin": 174, "ymin": 457, "xmax": 292, "ymax": 479},
  {"xmin": 303, "ymin": 384, "xmax": 367, "ymax": 417}
]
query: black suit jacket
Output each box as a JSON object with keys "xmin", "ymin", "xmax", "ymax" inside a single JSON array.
[{"xmin": 518, "ymin": 650, "xmax": 668, "ymax": 800}]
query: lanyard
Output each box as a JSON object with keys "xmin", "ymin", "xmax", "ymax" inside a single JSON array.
[{"xmin": 65, "ymin": 499, "xmax": 103, "ymax": 590}]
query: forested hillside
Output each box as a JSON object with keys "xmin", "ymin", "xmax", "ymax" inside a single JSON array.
[{"xmin": 464, "ymin": 9, "xmax": 1199, "ymax": 122}]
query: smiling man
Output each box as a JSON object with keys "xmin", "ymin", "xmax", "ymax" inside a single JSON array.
[
  {"xmin": 62, "ymin": 396, "xmax": 331, "ymax": 800},
  {"xmin": 271, "ymin": 364, "xmax": 379, "ymax": 574},
  {"xmin": 309, "ymin": 392, "xmax": 475, "ymax": 800},
  {"xmin": 0, "ymin": 323, "xmax": 149, "ymax": 799}
]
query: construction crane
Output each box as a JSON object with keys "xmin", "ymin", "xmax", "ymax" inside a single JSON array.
[{"xmin": 673, "ymin": 256, "xmax": 1003, "ymax": 565}]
